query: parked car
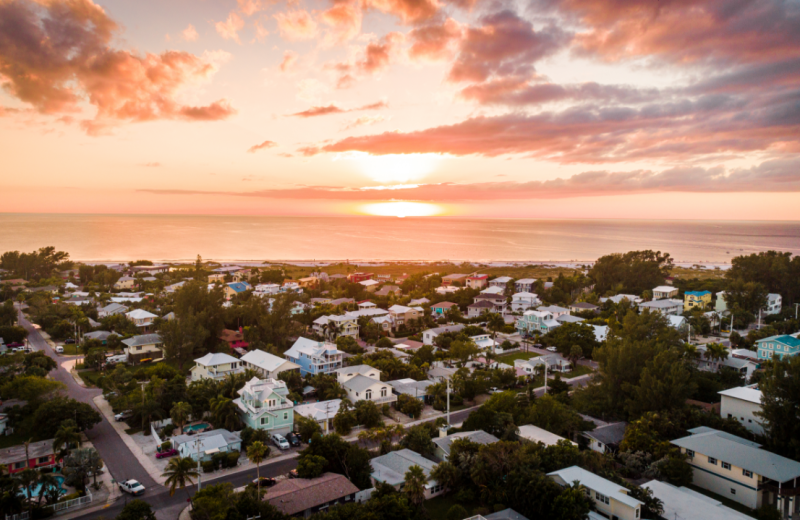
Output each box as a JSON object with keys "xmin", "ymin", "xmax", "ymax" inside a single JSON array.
[
  {"xmin": 271, "ymin": 433, "xmax": 290, "ymax": 450},
  {"xmin": 488, "ymin": 387, "xmax": 502, "ymax": 394},
  {"xmin": 252, "ymin": 477, "xmax": 277, "ymax": 487},
  {"xmin": 55, "ymin": 346, "xmax": 64, "ymax": 353},
  {"xmin": 119, "ymin": 479, "xmax": 145, "ymax": 496},
  {"xmin": 546, "ymin": 346, "xmax": 558, "ymax": 352},
  {"xmin": 156, "ymin": 449, "xmax": 178, "ymax": 459},
  {"xmin": 65, "ymin": 339, "xmax": 76, "ymax": 344},
  {"xmin": 114, "ymin": 410, "xmax": 133, "ymax": 422},
  {"xmin": 285, "ymin": 432, "xmax": 301, "ymax": 447},
  {"xmin": 287, "ymin": 469, "xmax": 299, "ymax": 479}
]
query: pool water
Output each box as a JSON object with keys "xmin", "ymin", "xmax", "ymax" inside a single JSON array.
[
  {"xmin": 183, "ymin": 423, "xmax": 210, "ymax": 432},
  {"xmin": 22, "ymin": 475, "xmax": 66, "ymax": 498}
]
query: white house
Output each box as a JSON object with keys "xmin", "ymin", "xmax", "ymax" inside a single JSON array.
[
  {"xmin": 643, "ymin": 480, "xmax": 756, "ymax": 520},
  {"xmin": 254, "ymin": 284, "xmax": 281, "ymax": 296},
  {"xmin": 125, "ymin": 309, "xmax": 158, "ymax": 329},
  {"xmin": 514, "ymin": 278, "xmax": 536, "ymax": 293},
  {"xmin": 514, "ymin": 354, "xmax": 571, "ymax": 375},
  {"xmin": 333, "ymin": 365, "xmax": 396, "ymax": 405},
  {"xmin": 370, "ymin": 449, "xmax": 444, "ymax": 499},
  {"xmin": 312, "ymin": 315, "xmax": 359, "ymax": 339},
  {"xmin": 652, "ymin": 286, "xmax": 679, "ymax": 300},
  {"xmin": 518, "ymin": 424, "xmax": 576, "ymax": 447},
  {"xmin": 765, "ymin": 293, "xmax": 782, "ymax": 315},
  {"xmin": 240, "ymin": 349, "xmax": 301, "ymax": 380},
  {"xmin": 480, "ymin": 286, "xmax": 505, "ymax": 296},
  {"xmin": 489, "ymin": 276, "xmax": 513, "ymax": 288},
  {"xmin": 602, "ymin": 294, "xmax": 643, "ymax": 305},
  {"xmin": 98, "ymin": 303, "xmax": 128, "ymax": 318},
  {"xmin": 538, "ymin": 305, "xmax": 570, "ymax": 319},
  {"xmin": 172, "ymin": 429, "xmax": 241, "ymax": 462},
  {"xmin": 190, "ymin": 352, "xmax": 244, "ymax": 381},
  {"xmin": 719, "ymin": 386, "xmax": 764, "ymax": 435},
  {"xmin": 510, "ymin": 292, "xmax": 541, "ymax": 312},
  {"xmin": 422, "ymin": 324, "xmax": 465, "ymax": 346},
  {"xmin": 548, "ymin": 466, "xmax": 643, "ymax": 520},
  {"xmin": 638, "ymin": 298, "xmax": 683, "ymax": 316},
  {"xmin": 590, "ymin": 324, "xmax": 610, "ymax": 343},
  {"xmin": 294, "ymin": 399, "xmax": 342, "ymax": 433},
  {"xmin": 432, "ymin": 430, "xmax": 498, "ymax": 461}
]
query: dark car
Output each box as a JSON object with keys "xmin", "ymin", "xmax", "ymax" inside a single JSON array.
[
  {"xmin": 156, "ymin": 449, "xmax": 178, "ymax": 459},
  {"xmin": 252, "ymin": 477, "xmax": 277, "ymax": 487},
  {"xmin": 65, "ymin": 339, "xmax": 76, "ymax": 344},
  {"xmin": 285, "ymin": 432, "xmax": 301, "ymax": 447}
]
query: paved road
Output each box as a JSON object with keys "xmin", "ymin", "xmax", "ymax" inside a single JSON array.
[{"xmin": 16, "ymin": 307, "xmax": 159, "ymax": 489}]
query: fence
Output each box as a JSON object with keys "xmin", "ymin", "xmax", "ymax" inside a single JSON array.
[
  {"xmin": 6, "ymin": 513, "xmax": 29, "ymax": 520},
  {"xmin": 47, "ymin": 492, "xmax": 93, "ymax": 513}
]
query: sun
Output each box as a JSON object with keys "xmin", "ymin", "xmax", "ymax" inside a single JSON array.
[
  {"xmin": 359, "ymin": 201, "xmax": 444, "ymax": 218},
  {"xmin": 334, "ymin": 152, "xmax": 441, "ymax": 183}
]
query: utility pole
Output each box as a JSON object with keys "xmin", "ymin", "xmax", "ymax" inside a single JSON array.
[
  {"xmin": 758, "ymin": 309, "xmax": 762, "ymax": 330},
  {"xmin": 543, "ymin": 362, "xmax": 548, "ymax": 395},
  {"xmin": 140, "ymin": 381, "xmax": 146, "ymax": 432},
  {"xmin": 446, "ymin": 377, "xmax": 451, "ymax": 426},
  {"xmin": 195, "ymin": 438, "xmax": 202, "ymax": 493},
  {"xmin": 794, "ymin": 303, "xmax": 799, "ymax": 321}
]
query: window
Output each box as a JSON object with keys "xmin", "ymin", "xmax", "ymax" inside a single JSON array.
[
  {"xmin": 37, "ymin": 456, "xmax": 50, "ymax": 464},
  {"xmin": 727, "ymin": 413, "xmax": 733, "ymax": 419},
  {"xmin": 595, "ymin": 492, "xmax": 610, "ymax": 505},
  {"xmin": 381, "ymin": 387, "xmax": 388, "ymax": 397},
  {"xmin": 708, "ymin": 457, "xmax": 717, "ymax": 465},
  {"xmin": 743, "ymin": 469, "xmax": 753, "ymax": 478},
  {"xmin": 636, "ymin": 509, "xmax": 640, "ymax": 519},
  {"xmin": 14, "ymin": 461, "xmax": 26, "ymax": 469},
  {"xmin": 686, "ymin": 449, "xmax": 695, "ymax": 458},
  {"xmin": 722, "ymin": 462, "xmax": 731, "ymax": 470},
  {"xmin": 261, "ymin": 417, "xmax": 268, "ymax": 425},
  {"xmin": 284, "ymin": 412, "xmax": 288, "ymax": 420},
  {"xmin": 365, "ymin": 390, "xmax": 373, "ymax": 400},
  {"xmin": 731, "ymin": 488, "xmax": 736, "ymax": 495}
]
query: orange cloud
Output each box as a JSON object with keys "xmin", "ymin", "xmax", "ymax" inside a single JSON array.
[
  {"xmin": 215, "ymin": 11, "xmax": 245, "ymax": 43},
  {"xmin": 274, "ymin": 10, "xmax": 318, "ymax": 41},
  {"xmin": 247, "ymin": 140, "xmax": 278, "ymax": 153},
  {"xmin": 279, "ymin": 50, "xmax": 298, "ymax": 72},
  {"xmin": 290, "ymin": 100, "xmax": 387, "ymax": 117},
  {"xmin": 408, "ymin": 18, "xmax": 462, "ymax": 61},
  {"xmin": 321, "ymin": 2, "xmax": 362, "ymax": 43},
  {"xmin": 362, "ymin": 0, "xmax": 441, "ymax": 25},
  {"xmin": 331, "ymin": 32, "xmax": 404, "ymax": 86}
]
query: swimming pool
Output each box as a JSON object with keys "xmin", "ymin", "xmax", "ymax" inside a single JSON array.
[
  {"xmin": 22, "ymin": 475, "xmax": 66, "ymax": 498},
  {"xmin": 183, "ymin": 422, "xmax": 210, "ymax": 433}
]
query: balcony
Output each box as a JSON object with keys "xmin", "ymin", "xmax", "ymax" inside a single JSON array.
[
  {"xmin": 368, "ymin": 394, "xmax": 398, "ymax": 405},
  {"xmin": 761, "ymin": 482, "xmax": 800, "ymax": 496}
]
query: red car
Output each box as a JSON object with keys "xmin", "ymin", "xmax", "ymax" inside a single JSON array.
[{"xmin": 156, "ymin": 449, "xmax": 178, "ymax": 459}]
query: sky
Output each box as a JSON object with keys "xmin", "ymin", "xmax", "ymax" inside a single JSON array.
[{"xmin": 1, "ymin": 0, "xmax": 799, "ymax": 220}]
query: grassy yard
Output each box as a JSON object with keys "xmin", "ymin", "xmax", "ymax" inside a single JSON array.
[
  {"xmin": 560, "ymin": 364, "xmax": 595, "ymax": 379},
  {"xmin": 496, "ymin": 350, "xmax": 540, "ymax": 363},
  {"xmin": 59, "ymin": 344, "xmax": 81, "ymax": 355},
  {"xmin": 425, "ymin": 494, "xmax": 480, "ymax": 520},
  {"xmin": 78, "ymin": 369, "xmax": 105, "ymax": 387}
]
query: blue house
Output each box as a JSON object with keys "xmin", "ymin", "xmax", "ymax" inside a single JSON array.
[
  {"xmin": 283, "ymin": 337, "xmax": 344, "ymax": 376},
  {"xmin": 756, "ymin": 334, "xmax": 800, "ymax": 361},
  {"xmin": 233, "ymin": 377, "xmax": 294, "ymax": 434}
]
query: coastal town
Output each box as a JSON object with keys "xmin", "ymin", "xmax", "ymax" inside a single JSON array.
[{"xmin": 1, "ymin": 248, "xmax": 799, "ymax": 520}]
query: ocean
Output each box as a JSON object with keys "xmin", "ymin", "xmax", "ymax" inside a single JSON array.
[{"xmin": 0, "ymin": 214, "xmax": 798, "ymax": 264}]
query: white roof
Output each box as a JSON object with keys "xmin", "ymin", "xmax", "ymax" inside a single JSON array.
[
  {"xmin": 126, "ymin": 309, "xmax": 158, "ymax": 320},
  {"xmin": 359, "ymin": 279, "xmax": 380, "ymax": 286},
  {"xmin": 523, "ymin": 310, "xmax": 550, "ymax": 318},
  {"xmin": 388, "ymin": 304, "xmax": 414, "ymax": 313},
  {"xmin": 194, "ymin": 352, "xmax": 240, "ymax": 367},
  {"xmin": 548, "ymin": 466, "xmax": 643, "ymax": 509},
  {"xmin": 294, "ymin": 399, "xmax": 342, "ymax": 421},
  {"xmin": 518, "ymin": 424, "xmax": 574, "ymax": 447},
  {"xmin": 359, "ymin": 302, "xmax": 377, "ymax": 308},
  {"xmin": 668, "ymin": 315, "xmax": 686, "ymax": 327},
  {"xmin": 492, "ymin": 276, "xmax": 513, "ymax": 283},
  {"xmin": 241, "ymin": 349, "xmax": 297, "ymax": 372},
  {"xmin": 538, "ymin": 305, "xmax": 569, "ymax": 313},
  {"xmin": 512, "ymin": 292, "xmax": 538, "ymax": 299},
  {"xmin": 642, "ymin": 481, "xmax": 755, "ymax": 520},
  {"xmin": 718, "ymin": 386, "xmax": 762, "ymax": 405},
  {"xmin": 653, "ymin": 286, "xmax": 676, "ymax": 292},
  {"xmin": 480, "ymin": 286, "xmax": 505, "ymax": 295},
  {"xmin": 515, "ymin": 278, "xmax": 536, "ymax": 284},
  {"xmin": 285, "ymin": 337, "xmax": 341, "ymax": 359}
]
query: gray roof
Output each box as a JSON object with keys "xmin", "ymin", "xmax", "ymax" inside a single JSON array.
[
  {"xmin": 428, "ymin": 366, "xmax": 457, "ymax": 379},
  {"xmin": 584, "ymin": 422, "xmax": 627, "ymax": 446},
  {"xmin": 342, "ymin": 374, "xmax": 385, "ymax": 393},
  {"xmin": 387, "ymin": 379, "xmax": 433, "ymax": 396},
  {"xmin": 84, "ymin": 331, "xmax": 113, "ymax": 341},
  {"xmin": 99, "ymin": 303, "xmax": 128, "ymax": 313},
  {"xmin": 433, "ymin": 430, "xmax": 499, "ymax": 457},
  {"xmin": 548, "ymin": 466, "xmax": 643, "ymax": 509},
  {"xmin": 370, "ymin": 449, "xmax": 437, "ymax": 487},
  {"xmin": 672, "ymin": 428, "xmax": 800, "ymax": 482},
  {"xmin": 121, "ymin": 333, "xmax": 162, "ymax": 347},
  {"xmin": 172, "ymin": 428, "xmax": 241, "ymax": 448},
  {"xmin": 570, "ymin": 302, "xmax": 599, "ymax": 310},
  {"xmin": 426, "ymin": 324, "xmax": 466, "ymax": 335},
  {"xmin": 0, "ymin": 439, "xmax": 55, "ymax": 465},
  {"xmin": 485, "ymin": 509, "xmax": 530, "ymax": 520}
]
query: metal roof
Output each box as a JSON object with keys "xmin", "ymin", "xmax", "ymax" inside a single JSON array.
[
  {"xmin": 371, "ymin": 449, "xmax": 437, "ymax": 487},
  {"xmin": 548, "ymin": 466, "xmax": 643, "ymax": 509},
  {"xmin": 433, "ymin": 430, "xmax": 499, "ymax": 457},
  {"xmin": 121, "ymin": 333, "xmax": 162, "ymax": 347}
]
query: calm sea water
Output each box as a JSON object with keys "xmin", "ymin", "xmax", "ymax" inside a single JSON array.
[{"xmin": 0, "ymin": 214, "xmax": 798, "ymax": 263}]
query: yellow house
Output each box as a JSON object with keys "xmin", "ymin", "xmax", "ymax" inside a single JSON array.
[
  {"xmin": 208, "ymin": 273, "xmax": 225, "ymax": 283},
  {"xmin": 114, "ymin": 276, "xmax": 135, "ymax": 290},
  {"xmin": 684, "ymin": 291, "xmax": 712, "ymax": 311}
]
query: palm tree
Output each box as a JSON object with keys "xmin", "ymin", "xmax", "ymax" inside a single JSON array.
[
  {"xmin": 487, "ymin": 313, "xmax": 505, "ymax": 354},
  {"xmin": 162, "ymin": 457, "xmax": 199, "ymax": 501},
  {"xmin": 37, "ymin": 473, "xmax": 60, "ymax": 507},
  {"xmin": 403, "ymin": 465, "xmax": 428, "ymax": 507},
  {"xmin": 54, "ymin": 419, "xmax": 82, "ymax": 459},
  {"xmin": 136, "ymin": 398, "xmax": 164, "ymax": 430},
  {"xmin": 247, "ymin": 441, "xmax": 270, "ymax": 495},
  {"xmin": 430, "ymin": 461, "xmax": 458, "ymax": 495},
  {"xmin": 210, "ymin": 395, "xmax": 241, "ymax": 431},
  {"xmin": 706, "ymin": 342, "xmax": 728, "ymax": 367},
  {"xmin": 170, "ymin": 402, "xmax": 192, "ymax": 434},
  {"xmin": 683, "ymin": 344, "xmax": 700, "ymax": 361},
  {"xmin": 17, "ymin": 468, "xmax": 39, "ymax": 515}
]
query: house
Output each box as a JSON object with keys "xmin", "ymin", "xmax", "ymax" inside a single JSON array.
[
  {"xmin": 671, "ymin": 427, "xmax": 800, "ymax": 514},
  {"xmin": 489, "ymin": 276, "xmax": 513, "ymax": 288},
  {"xmin": 114, "ymin": 276, "xmax": 136, "ymax": 290},
  {"xmin": 637, "ymin": 298, "xmax": 683, "ymax": 316},
  {"xmin": 765, "ymin": 293, "xmax": 782, "ymax": 315},
  {"xmin": 312, "ymin": 315, "xmax": 359, "ymax": 339},
  {"xmin": 432, "ymin": 430, "xmax": 499, "ymax": 461},
  {"xmin": 394, "ymin": 339, "xmax": 425, "ymax": 352},
  {"xmin": 468, "ymin": 300, "xmax": 497, "ymax": 318},
  {"xmin": 98, "ymin": 302, "xmax": 128, "ymax": 318},
  {"xmin": 583, "ymin": 422, "xmax": 627, "ymax": 454},
  {"xmin": 254, "ymin": 283, "xmax": 281, "ymax": 296},
  {"xmin": 538, "ymin": 305, "xmax": 570, "ymax": 319},
  {"xmin": 684, "ymin": 290, "xmax": 712, "ymax": 311},
  {"xmin": 716, "ymin": 291, "xmax": 729, "ymax": 314},
  {"xmin": 473, "ymin": 292, "xmax": 507, "ymax": 306},
  {"xmin": 132, "ymin": 265, "xmax": 169, "ymax": 275},
  {"xmin": 483, "ymin": 509, "xmax": 531, "ymax": 520},
  {"xmin": 219, "ymin": 328, "xmax": 248, "ymax": 350},
  {"xmin": 263, "ymin": 473, "xmax": 359, "ymax": 518},
  {"xmin": 84, "ymin": 330, "xmax": 114, "ymax": 345},
  {"xmin": 240, "ymin": 349, "xmax": 301, "ymax": 379},
  {"xmin": 122, "ymin": 334, "xmax": 164, "ymax": 364},
  {"xmin": 516, "ymin": 310, "xmax": 560, "ymax": 336},
  {"xmin": 602, "ymin": 294, "xmax": 643, "ymax": 305},
  {"xmin": 173, "ymin": 429, "xmax": 241, "ymax": 461},
  {"xmin": 667, "ymin": 315, "xmax": 688, "ymax": 331},
  {"xmin": 387, "ymin": 378, "xmax": 433, "ymax": 402},
  {"xmin": 375, "ymin": 285, "xmax": 402, "ymax": 297},
  {"xmin": 518, "ymin": 424, "xmax": 576, "ymax": 447},
  {"xmin": 428, "ymin": 366, "xmax": 457, "ymax": 382},
  {"xmin": 652, "ymin": 286, "xmax": 679, "ymax": 300},
  {"xmin": 431, "ymin": 302, "xmax": 458, "ymax": 316},
  {"xmin": 756, "ymin": 334, "xmax": 800, "ymax": 361},
  {"xmin": 514, "ymin": 354, "xmax": 571, "ymax": 375},
  {"xmin": 511, "ymin": 292, "xmax": 541, "ymax": 312},
  {"xmin": 480, "ymin": 285, "xmax": 505, "ymax": 296},
  {"xmin": 514, "ymin": 279, "xmax": 536, "ymax": 293},
  {"xmin": 208, "ymin": 273, "xmax": 225, "ymax": 283},
  {"xmin": 330, "ymin": 297, "xmax": 355, "ymax": 307},
  {"xmin": 569, "ymin": 301, "xmax": 599, "ymax": 314},
  {"xmin": 190, "ymin": 352, "xmax": 244, "ymax": 381},
  {"xmin": 548, "ymin": 466, "xmax": 643, "ymax": 520},
  {"xmin": 422, "ymin": 324, "xmax": 465, "ymax": 346},
  {"xmin": 556, "ymin": 314, "xmax": 585, "ymax": 325},
  {"xmin": 165, "ymin": 281, "xmax": 186, "ymax": 293},
  {"xmin": 334, "ymin": 365, "xmax": 396, "ymax": 405},
  {"xmin": 359, "ymin": 279, "xmax": 381, "ymax": 292},
  {"xmin": 409, "ymin": 297, "xmax": 430, "ymax": 306},
  {"xmin": 590, "ymin": 325, "xmax": 610, "ymax": 343},
  {"xmin": 370, "ymin": 449, "xmax": 444, "ymax": 499},
  {"xmin": 642, "ymin": 480, "xmax": 756, "ymax": 520},
  {"xmin": 0, "ymin": 439, "xmax": 57, "ymax": 474},
  {"xmin": 284, "ymin": 337, "xmax": 344, "ymax": 375},
  {"xmin": 347, "ymin": 272, "xmax": 374, "ymax": 283},
  {"xmin": 435, "ymin": 286, "xmax": 460, "ymax": 295},
  {"xmin": 125, "ymin": 309, "xmax": 158, "ymax": 331},
  {"xmin": 388, "ymin": 305, "xmax": 421, "ymax": 329},
  {"xmin": 719, "ymin": 386, "xmax": 764, "ymax": 435},
  {"xmin": 233, "ymin": 377, "xmax": 293, "ymax": 434},
  {"xmin": 223, "ymin": 281, "xmax": 252, "ymax": 300},
  {"xmin": 441, "ymin": 273, "xmax": 469, "ymax": 286},
  {"xmin": 294, "ymin": 399, "xmax": 342, "ymax": 433}
]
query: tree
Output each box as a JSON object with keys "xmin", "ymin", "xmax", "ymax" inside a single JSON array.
[
  {"xmin": 336, "ymin": 335, "xmax": 363, "ymax": 355},
  {"xmin": 568, "ymin": 344, "xmax": 583, "ymax": 365},
  {"xmin": 589, "ymin": 250, "xmax": 672, "ymax": 295},
  {"xmin": 63, "ymin": 448, "xmax": 101, "ymax": 493},
  {"xmin": 527, "ymin": 395, "xmax": 588, "ymax": 439},
  {"xmin": 333, "ymin": 399, "xmax": 357, "ymax": 435},
  {"xmin": 162, "ymin": 457, "xmax": 199, "ymax": 500},
  {"xmin": 32, "ymin": 397, "xmax": 101, "ymax": 437},
  {"xmin": 450, "ymin": 340, "xmax": 479, "ymax": 366},
  {"xmin": 297, "ymin": 454, "xmax": 327, "ymax": 479},
  {"xmin": 170, "ymin": 402, "xmax": 192, "ymax": 434},
  {"xmin": 84, "ymin": 347, "xmax": 106, "ymax": 369},
  {"xmin": 403, "ymin": 465, "xmax": 428, "ymax": 507},
  {"xmin": 430, "ymin": 461, "xmax": 458, "ymax": 495},
  {"xmin": 53, "ymin": 419, "xmax": 82, "ymax": 459},
  {"xmin": 446, "ymin": 504, "xmax": 468, "ymax": 520},
  {"xmin": 17, "ymin": 468, "xmax": 39, "ymax": 515},
  {"xmin": 210, "ymin": 396, "xmax": 241, "ymax": 431},
  {"xmin": 117, "ymin": 499, "xmax": 157, "ymax": 520},
  {"xmin": 550, "ymin": 483, "xmax": 593, "ymax": 520},
  {"xmin": 727, "ymin": 250, "xmax": 800, "ymax": 307},
  {"xmin": 1, "ymin": 376, "xmax": 64, "ymax": 406},
  {"xmin": 295, "ymin": 414, "xmax": 323, "ymax": 441},
  {"xmin": 247, "ymin": 441, "xmax": 270, "ymax": 495},
  {"xmin": 399, "ymin": 425, "xmax": 435, "ymax": 456},
  {"xmin": 375, "ymin": 337, "xmax": 394, "ymax": 349},
  {"xmin": 757, "ymin": 355, "xmax": 800, "ymax": 460},
  {"xmin": 543, "ymin": 323, "xmax": 600, "ymax": 360},
  {"xmin": 159, "ymin": 312, "xmax": 210, "ymax": 371},
  {"xmin": 725, "ymin": 279, "xmax": 768, "ymax": 318},
  {"xmin": 625, "ymin": 349, "xmax": 696, "ymax": 418},
  {"xmin": 354, "ymin": 400, "xmax": 383, "ymax": 429},
  {"xmin": 486, "ymin": 313, "xmax": 505, "ymax": 354}
]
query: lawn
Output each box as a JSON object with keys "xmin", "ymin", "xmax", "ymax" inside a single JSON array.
[
  {"xmin": 560, "ymin": 364, "xmax": 595, "ymax": 379},
  {"xmin": 496, "ymin": 351, "xmax": 540, "ymax": 363},
  {"xmin": 59, "ymin": 344, "xmax": 81, "ymax": 355},
  {"xmin": 425, "ymin": 494, "xmax": 480, "ymax": 520},
  {"xmin": 78, "ymin": 369, "xmax": 105, "ymax": 387}
]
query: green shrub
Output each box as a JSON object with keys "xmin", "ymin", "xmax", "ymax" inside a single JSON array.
[
  {"xmin": 160, "ymin": 441, "xmax": 172, "ymax": 451},
  {"xmin": 211, "ymin": 452, "xmax": 227, "ymax": 469},
  {"xmin": 163, "ymin": 424, "xmax": 175, "ymax": 437},
  {"xmin": 446, "ymin": 505, "xmax": 468, "ymax": 520},
  {"xmin": 201, "ymin": 461, "xmax": 215, "ymax": 473},
  {"xmin": 226, "ymin": 451, "xmax": 240, "ymax": 468}
]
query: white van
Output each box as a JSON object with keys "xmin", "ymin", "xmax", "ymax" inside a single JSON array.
[
  {"xmin": 55, "ymin": 346, "xmax": 64, "ymax": 354},
  {"xmin": 271, "ymin": 433, "xmax": 290, "ymax": 450}
]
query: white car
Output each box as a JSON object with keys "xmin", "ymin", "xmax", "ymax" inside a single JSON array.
[
  {"xmin": 119, "ymin": 479, "xmax": 145, "ymax": 496},
  {"xmin": 546, "ymin": 346, "xmax": 558, "ymax": 352},
  {"xmin": 114, "ymin": 410, "xmax": 133, "ymax": 422},
  {"xmin": 271, "ymin": 433, "xmax": 290, "ymax": 450},
  {"xmin": 55, "ymin": 346, "xmax": 64, "ymax": 353}
]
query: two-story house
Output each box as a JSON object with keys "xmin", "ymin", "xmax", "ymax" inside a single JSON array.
[
  {"xmin": 548, "ymin": 466, "xmax": 644, "ymax": 520},
  {"xmin": 190, "ymin": 352, "xmax": 244, "ymax": 381},
  {"xmin": 489, "ymin": 276, "xmax": 513, "ymax": 288},
  {"xmin": 684, "ymin": 290, "xmax": 712, "ymax": 311},
  {"xmin": 719, "ymin": 386, "xmax": 764, "ymax": 435},
  {"xmin": 223, "ymin": 281, "xmax": 252, "ymax": 301},
  {"xmin": 114, "ymin": 276, "xmax": 136, "ymax": 290},
  {"xmin": 671, "ymin": 427, "xmax": 800, "ymax": 517},
  {"xmin": 312, "ymin": 315, "xmax": 359, "ymax": 339},
  {"xmin": 516, "ymin": 310, "xmax": 560, "ymax": 336},
  {"xmin": 388, "ymin": 305, "xmax": 421, "ymax": 330},
  {"xmin": 765, "ymin": 293, "xmax": 782, "ymax": 315},
  {"xmin": 441, "ymin": 273, "xmax": 468, "ymax": 286},
  {"xmin": 284, "ymin": 337, "xmax": 344, "ymax": 375},
  {"xmin": 98, "ymin": 302, "xmax": 129, "ymax": 318},
  {"xmin": 422, "ymin": 324, "xmax": 466, "ymax": 346},
  {"xmin": 122, "ymin": 333, "xmax": 164, "ymax": 364},
  {"xmin": 510, "ymin": 292, "xmax": 541, "ymax": 312},
  {"xmin": 637, "ymin": 298, "xmax": 683, "ymax": 316},
  {"xmin": 333, "ymin": 365, "xmax": 396, "ymax": 405},
  {"xmin": 652, "ymin": 286, "xmax": 679, "ymax": 300},
  {"xmin": 234, "ymin": 377, "xmax": 294, "ymax": 434},
  {"xmin": 240, "ymin": 349, "xmax": 301, "ymax": 379},
  {"xmin": 514, "ymin": 278, "xmax": 536, "ymax": 293},
  {"xmin": 756, "ymin": 334, "xmax": 800, "ymax": 361},
  {"xmin": 125, "ymin": 309, "xmax": 158, "ymax": 331},
  {"xmin": 431, "ymin": 302, "xmax": 457, "ymax": 316},
  {"xmin": 538, "ymin": 305, "xmax": 570, "ymax": 319}
]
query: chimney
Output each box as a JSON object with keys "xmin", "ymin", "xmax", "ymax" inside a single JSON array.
[{"xmin": 438, "ymin": 425, "xmax": 449, "ymax": 438}]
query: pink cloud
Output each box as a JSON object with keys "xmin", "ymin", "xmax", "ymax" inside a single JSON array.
[
  {"xmin": 279, "ymin": 50, "xmax": 298, "ymax": 72},
  {"xmin": 274, "ymin": 10, "xmax": 318, "ymax": 41},
  {"xmin": 247, "ymin": 140, "xmax": 278, "ymax": 153},
  {"xmin": 408, "ymin": 18, "xmax": 462, "ymax": 61},
  {"xmin": 215, "ymin": 11, "xmax": 245, "ymax": 43},
  {"xmin": 182, "ymin": 24, "xmax": 198, "ymax": 42},
  {"xmin": 290, "ymin": 100, "xmax": 387, "ymax": 117},
  {"xmin": 321, "ymin": 2, "xmax": 362, "ymax": 43},
  {"xmin": 362, "ymin": 0, "xmax": 441, "ymax": 25}
]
